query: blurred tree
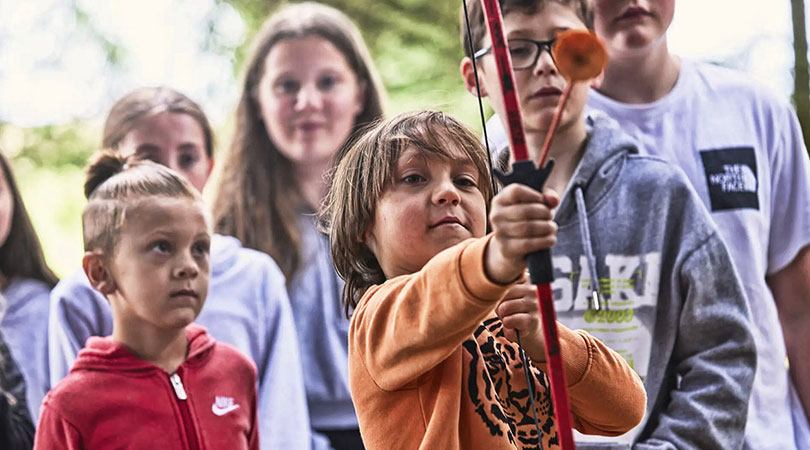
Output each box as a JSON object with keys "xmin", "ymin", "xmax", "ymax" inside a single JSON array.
[
  {"xmin": 216, "ymin": 0, "xmax": 484, "ymax": 127},
  {"xmin": 791, "ymin": 0, "xmax": 810, "ymax": 155},
  {"xmin": 0, "ymin": 122, "xmax": 95, "ymax": 277},
  {"xmin": 8, "ymin": 124, "xmax": 97, "ymax": 169},
  {"xmin": 219, "ymin": 0, "xmax": 461, "ymax": 77}
]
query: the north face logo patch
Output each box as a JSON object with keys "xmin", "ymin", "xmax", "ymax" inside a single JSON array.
[
  {"xmin": 708, "ymin": 164, "xmax": 757, "ymax": 193},
  {"xmin": 700, "ymin": 147, "xmax": 759, "ymax": 211}
]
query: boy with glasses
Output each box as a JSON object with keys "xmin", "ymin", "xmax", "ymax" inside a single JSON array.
[{"xmin": 460, "ymin": 0, "xmax": 757, "ymax": 447}]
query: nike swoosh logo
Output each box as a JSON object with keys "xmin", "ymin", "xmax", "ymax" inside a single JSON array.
[{"xmin": 212, "ymin": 403, "xmax": 240, "ymax": 416}]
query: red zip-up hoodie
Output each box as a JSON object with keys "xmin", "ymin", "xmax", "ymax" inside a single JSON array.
[{"xmin": 35, "ymin": 324, "xmax": 258, "ymax": 449}]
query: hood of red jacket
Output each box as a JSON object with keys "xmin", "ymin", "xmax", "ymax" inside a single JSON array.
[{"xmin": 70, "ymin": 323, "xmax": 216, "ymax": 373}]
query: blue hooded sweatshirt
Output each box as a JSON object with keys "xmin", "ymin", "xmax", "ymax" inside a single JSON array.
[
  {"xmin": 288, "ymin": 214, "xmax": 358, "ymax": 450},
  {"xmin": 550, "ymin": 113, "xmax": 757, "ymax": 449},
  {"xmin": 1, "ymin": 277, "xmax": 52, "ymax": 422},
  {"xmin": 48, "ymin": 233, "xmax": 310, "ymax": 450}
]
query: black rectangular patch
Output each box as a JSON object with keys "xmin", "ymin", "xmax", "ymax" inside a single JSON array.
[{"xmin": 699, "ymin": 147, "xmax": 759, "ymax": 211}]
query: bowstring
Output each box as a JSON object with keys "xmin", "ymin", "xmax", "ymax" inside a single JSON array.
[
  {"xmin": 462, "ymin": 1, "xmax": 544, "ymax": 447},
  {"xmin": 462, "ymin": 0, "xmax": 497, "ymax": 196}
]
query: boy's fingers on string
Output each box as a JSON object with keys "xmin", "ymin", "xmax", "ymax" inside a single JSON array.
[
  {"xmin": 497, "ymin": 294, "xmax": 538, "ymax": 318},
  {"xmin": 502, "ymin": 327, "xmax": 518, "ymax": 342},
  {"xmin": 500, "ymin": 312, "xmax": 541, "ymax": 333}
]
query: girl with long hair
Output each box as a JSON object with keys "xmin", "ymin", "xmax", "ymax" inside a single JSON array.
[
  {"xmin": 0, "ymin": 150, "xmax": 58, "ymax": 422},
  {"xmin": 212, "ymin": 3, "xmax": 385, "ymax": 449}
]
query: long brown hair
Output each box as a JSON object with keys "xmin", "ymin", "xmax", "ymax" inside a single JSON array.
[
  {"xmin": 212, "ymin": 2, "xmax": 385, "ymax": 282},
  {"xmin": 320, "ymin": 111, "xmax": 493, "ymax": 315},
  {"xmin": 102, "ymin": 86, "xmax": 214, "ymax": 158},
  {"xmin": 0, "ymin": 151, "xmax": 58, "ymax": 290}
]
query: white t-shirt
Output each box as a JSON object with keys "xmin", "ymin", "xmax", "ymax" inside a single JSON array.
[{"xmin": 586, "ymin": 59, "xmax": 810, "ymax": 450}]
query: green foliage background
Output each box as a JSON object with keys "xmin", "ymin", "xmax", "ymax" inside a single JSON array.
[
  {"xmin": 0, "ymin": 0, "xmax": 491, "ymax": 277},
  {"xmin": 3, "ymin": 0, "xmax": 808, "ymax": 278},
  {"xmin": 221, "ymin": 0, "xmax": 487, "ymax": 124}
]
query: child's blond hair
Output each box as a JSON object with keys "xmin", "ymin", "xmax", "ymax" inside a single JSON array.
[
  {"xmin": 82, "ymin": 151, "xmax": 203, "ymax": 255},
  {"xmin": 320, "ymin": 110, "xmax": 493, "ymax": 315}
]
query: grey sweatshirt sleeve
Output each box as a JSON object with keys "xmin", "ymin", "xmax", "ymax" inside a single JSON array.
[
  {"xmin": 636, "ymin": 233, "xmax": 756, "ymax": 450},
  {"xmin": 256, "ymin": 266, "xmax": 312, "ymax": 450},
  {"xmin": 47, "ymin": 271, "xmax": 112, "ymax": 387},
  {"xmin": 2, "ymin": 279, "xmax": 52, "ymax": 423}
]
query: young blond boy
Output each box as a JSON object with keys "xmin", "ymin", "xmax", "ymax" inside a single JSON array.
[{"xmin": 461, "ymin": 0, "xmax": 756, "ymax": 448}]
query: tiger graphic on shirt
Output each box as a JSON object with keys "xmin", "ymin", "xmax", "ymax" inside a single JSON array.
[{"xmin": 462, "ymin": 316, "xmax": 558, "ymax": 450}]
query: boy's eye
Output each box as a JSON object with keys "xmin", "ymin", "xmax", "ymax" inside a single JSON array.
[
  {"xmin": 509, "ymin": 42, "xmax": 533, "ymax": 55},
  {"xmin": 455, "ymin": 176, "xmax": 478, "ymax": 188},
  {"xmin": 151, "ymin": 240, "xmax": 172, "ymax": 254},
  {"xmin": 402, "ymin": 174, "xmax": 425, "ymax": 184},
  {"xmin": 192, "ymin": 240, "xmax": 210, "ymax": 256}
]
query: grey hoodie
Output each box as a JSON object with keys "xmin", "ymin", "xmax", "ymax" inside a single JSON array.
[{"xmin": 550, "ymin": 113, "xmax": 756, "ymax": 449}]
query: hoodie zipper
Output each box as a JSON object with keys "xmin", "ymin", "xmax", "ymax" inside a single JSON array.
[{"xmin": 170, "ymin": 371, "xmax": 202, "ymax": 450}]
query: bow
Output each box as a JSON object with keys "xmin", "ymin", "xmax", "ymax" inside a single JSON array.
[{"xmin": 461, "ymin": 1, "xmax": 588, "ymax": 448}]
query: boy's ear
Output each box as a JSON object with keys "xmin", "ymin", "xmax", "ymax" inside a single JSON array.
[
  {"xmin": 82, "ymin": 251, "xmax": 116, "ymax": 295},
  {"xmin": 362, "ymin": 227, "xmax": 378, "ymax": 253},
  {"xmin": 460, "ymin": 57, "xmax": 489, "ymax": 98}
]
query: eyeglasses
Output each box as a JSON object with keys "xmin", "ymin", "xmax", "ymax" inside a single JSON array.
[{"xmin": 473, "ymin": 38, "xmax": 557, "ymax": 71}]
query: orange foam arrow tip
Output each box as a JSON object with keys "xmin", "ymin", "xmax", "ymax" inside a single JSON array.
[{"xmin": 552, "ymin": 30, "xmax": 608, "ymax": 81}]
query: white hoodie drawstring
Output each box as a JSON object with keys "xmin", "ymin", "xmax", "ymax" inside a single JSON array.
[{"xmin": 574, "ymin": 186, "xmax": 605, "ymax": 311}]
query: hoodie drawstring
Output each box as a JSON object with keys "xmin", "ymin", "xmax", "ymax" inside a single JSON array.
[{"xmin": 574, "ymin": 186, "xmax": 605, "ymax": 311}]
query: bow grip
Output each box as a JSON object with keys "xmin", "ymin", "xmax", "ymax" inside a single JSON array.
[{"xmin": 493, "ymin": 159, "xmax": 556, "ymax": 285}]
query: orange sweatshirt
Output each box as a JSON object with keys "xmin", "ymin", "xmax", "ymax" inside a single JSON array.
[{"xmin": 349, "ymin": 235, "xmax": 646, "ymax": 450}]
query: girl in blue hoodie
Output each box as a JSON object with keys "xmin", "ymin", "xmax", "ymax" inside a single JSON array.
[
  {"xmin": 211, "ymin": 4, "xmax": 386, "ymax": 449},
  {"xmin": 48, "ymin": 87, "xmax": 310, "ymax": 450},
  {"xmin": 0, "ymin": 150, "xmax": 58, "ymax": 422}
]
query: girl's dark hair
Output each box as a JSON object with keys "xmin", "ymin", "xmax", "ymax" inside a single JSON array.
[
  {"xmin": 82, "ymin": 151, "xmax": 201, "ymax": 255},
  {"xmin": 0, "ymin": 151, "xmax": 58, "ymax": 290},
  {"xmin": 212, "ymin": 2, "xmax": 386, "ymax": 282},
  {"xmin": 320, "ymin": 111, "xmax": 493, "ymax": 316},
  {"xmin": 102, "ymin": 86, "xmax": 214, "ymax": 158}
]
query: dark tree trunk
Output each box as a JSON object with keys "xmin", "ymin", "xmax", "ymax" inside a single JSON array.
[{"xmin": 791, "ymin": 0, "xmax": 810, "ymax": 155}]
